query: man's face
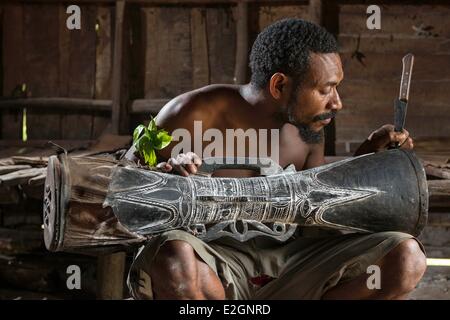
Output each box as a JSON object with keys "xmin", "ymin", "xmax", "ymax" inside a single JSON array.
[{"xmin": 286, "ymin": 52, "xmax": 344, "ymax": 143}]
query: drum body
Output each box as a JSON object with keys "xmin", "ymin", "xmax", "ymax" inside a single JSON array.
[
  {"xmin": 43, "ymin": 155, "xmax": 146, "ymax": 251},
  {"xmin": 44, "ymin": 150, "xmax": 428, "ymax": 251}
]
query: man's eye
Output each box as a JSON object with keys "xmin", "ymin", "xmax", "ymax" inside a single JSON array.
[{"xmin": 320, "ymin": 87, "xmax": 331, "ymax": 95}]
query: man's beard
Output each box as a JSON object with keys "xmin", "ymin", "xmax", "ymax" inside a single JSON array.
[
  {"xmin": 286, "ymin": 92, "xmax": 336, "ymax": 144},
  {"xmin": 295, "ymin": 123, "xmax": 324, "ymax": 144}
]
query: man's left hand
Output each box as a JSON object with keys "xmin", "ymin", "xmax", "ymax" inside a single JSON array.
[{"xmin": 354, "ymin": 124, "xmax": 413, "ymax": 156}]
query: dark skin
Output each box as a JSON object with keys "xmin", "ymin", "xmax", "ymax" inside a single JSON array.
[{"xmin": 128, "ymin": 52, "xmax": 425, "ymax": 299}]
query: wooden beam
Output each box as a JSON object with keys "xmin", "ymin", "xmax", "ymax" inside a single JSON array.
[
  {"xmin": 308, "ymin": 0, "xmax": 323, "ymax": 25},
  {"xmin": 130, "ymin": 98, "xmax": 170, "ymax": 114},
  {"xmin": 0, "ymin": 98, "xmax": 112, "ymax": 112},
  {"xmin": 100, "ymin": 3, "xmax": 129, "ymax": 295},
  {"xmin": 96, "ymin": 251, "xmax": 126, "ymax": 300},
  {"xmin": 0, "ymin": 98, "xmax": 174, "ymax": 114},
  {"xmin": 234, "ymin": 1, "xmax": 249, "ymax": 84},
  {"xmin": 111, "ymin": 0, "xmax": 129, "ymax": 135},
  {"xmin": 428, "ymin": 180, "xmax": 450, "ymax": 210},
  {"xmin": 2, "ymin": 0, "xmax": 309, "ymax": 4},
  {"xmin": 0, "ymin": 139, "xmax": 94, "ymax": 149}
]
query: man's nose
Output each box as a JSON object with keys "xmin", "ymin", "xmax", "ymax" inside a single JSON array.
[{"xmin": 329, "ymin": 89, "xmax": 342, "ymax": 111}]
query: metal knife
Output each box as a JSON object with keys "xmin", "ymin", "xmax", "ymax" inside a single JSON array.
[{"xmin": 392, "ymin": 53, "xmax": 414, "ymax": 147}]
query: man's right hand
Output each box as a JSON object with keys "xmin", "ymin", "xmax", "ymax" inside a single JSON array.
[{"xmin": 156, "ymin": 152, "xmax": 202, "ymax": 176}]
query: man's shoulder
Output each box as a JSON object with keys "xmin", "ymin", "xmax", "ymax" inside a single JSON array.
[{"xmin": 159, "ymin": 84, "xmax": 243, "ymax": 119}]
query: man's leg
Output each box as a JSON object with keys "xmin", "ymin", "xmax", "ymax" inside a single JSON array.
[
  {"xmin": 322, "ymin": 239, "xmax": 427, "ymax": 300},
  {"xmin": 150, "ymin": 240, "xmax": 226, "ymax": 300}
]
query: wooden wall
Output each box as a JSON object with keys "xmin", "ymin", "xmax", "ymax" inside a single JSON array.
[
  {"xmin": 336, "ymin": 4, "xmax": 450, "ymax": 155},
  {"xmin": 1, "ymin": 1, "xmax": 449, "ymax": 156},
  {"xmin": 1, "ymin": 3, "xmax": 112, "ymax": 141}
]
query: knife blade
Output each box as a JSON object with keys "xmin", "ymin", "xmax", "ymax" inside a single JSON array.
[{"xmin": 394, "ymin": 53, "xmax": 414, "ymax": 133}]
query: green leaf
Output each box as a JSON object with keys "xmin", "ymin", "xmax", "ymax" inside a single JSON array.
[
  {"xmin": 154, "ymin": 130, "xmax": 173, "ymax": 150},
  {"xmin": 136, "ymin": 135, "xmax": 157, "ymax": 166},
  {"xmin": 132, "ymin": 116, "xmax": 172, "ymax": 166},
  {"xmin": 148, "ymin": 117, "xmax": 157, "ymax": 132},
  {"xmin": 143, "ymin": 148, "xmax": 157, "ymax": 167},
  {"xmin": 133, "ymin": 125, "xmax": 146, "ymax": 144},
  {"xmin": 136, "ymin": 134, "xmax": 150, "ymax": 155}
]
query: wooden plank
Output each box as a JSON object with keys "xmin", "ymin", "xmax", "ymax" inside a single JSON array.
[
  {"xmin": 143, "ymin": 7, "xmax": 192, "ymax": 98},
  {"xmin": 0, "ymin": 165, "xmax": 32, "ymax": 175},
  {"xmin": 335, "ymin": 114, "xmax": 450, "ymax": 141},
  {"xmin": 338, "ymin": 35, "xmax": 450, "ymax": 55},
  {"xmin": 0, "ymin": 98, "xmax": 112, "ymax": 111},
  {"xmin": 340, "ymin": 52, "xmax": 450, "ymax": 81},
  {"xmin": 0, "ymin": 139, "xmax": 94, "ymax": 150},
  {"xmin": 130, "ymin": 98, "xmax": 170, "ymax": 114},
  {"xmin": 95, "ymin": 6, "xmax": 113, "ymax": 100},
  {"xmin": 160, "ymin": 7, "xmax": 192, "ymax": 95},
  {"xmin": 190, "ymin": 8, "xmax": 210, "ymax": 88},
  {"xmin": 339, "ymin": 4, "xmax": 450, "ymax": 37},
  {"xmin": 0, "ymin": 253, "xmax": 97, "ymax": 298},
  {"xmin": 128, "ymin": 4, "xmax": 145, "ymax": 100},
  {"xmin": 143, "ymin": 7, "xmax": 159, "ymax": 98},
  {"xmin": 415, "ymin": 137, "xmax": 450, "ymax": 155},
  {"xmin": 234, "ymin": 2, "xmax": 248, "ymax": 84},
  {"xmin": 0, "ymin": 168, "xmax": 46, "ymax": 187},
  {"xmin": 111, "ymin": 0, "xmax": 129, "ymax": 135},
  {"xmin": 338, "ymin": 80, "xmax": 450, "ymax": 112},
  {"xmin": 425, "ymin": 166, "xmax": 450, "ymax": 179},
  {"xmin": 99, "ymin": 2, "xmax": 128, "ymax": 296},
  {"xmin": 207, "ymin": 6, "xmax": 236, "ymax": 84},
  {"xmin": 24, "ymin": 4, "xmax": 61, "ymax": 140},
  {"xmin": 2, "ymin": 0, "xmax": 307, "ymax": 4},
  {"xmin": 68, "ymin": 5, "xmax": 97, "ymax": 99},
  {"xmin": 1, "ymin": 0, "xmax": 306, "ymax": 4},
  {"xmin": 61, "ymin": 4, "xmax": 98, "ymax": 140},
  {"xmin": 2, "ymin": 4, "xmax": 24, "ymax": 139},
  {"xmin": 0, "ymin": 227, "xmax": 43, "ymax": 254},
  {"xmin": 58, "ymin": 4, "xmax": 70, "ymax": 98},
  {"xmin": 0, "ymin": 186, "xmax": 20, "ymax": 204},
  {"xmin": 258, "ymin": 4, "xmax": 309, "ymax": 31},
  {"xmin": 11, "ymin": 156, "xmax": 48, "ymax": 166},
  {"xmin": 93, "ymin": 5, "xmax": 114, "ymax": 138}
]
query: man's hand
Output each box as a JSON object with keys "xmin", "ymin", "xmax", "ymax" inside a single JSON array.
[
  {"xmin": 354, "ymin": 124, "xmax": 413, "ymax": 156},
  {"xmin": 156, "ymin": 152, "xmax": 202, "ymax": 176}
]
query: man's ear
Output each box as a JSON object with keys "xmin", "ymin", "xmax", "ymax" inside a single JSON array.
[{"xmin": 269, "ymin": 73, "xmax": 289, "ymax": 100}]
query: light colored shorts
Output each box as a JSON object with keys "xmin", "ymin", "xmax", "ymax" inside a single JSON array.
[{"xmin": 127, "ymin": 228, "xmax": 424, "ymax": 300}]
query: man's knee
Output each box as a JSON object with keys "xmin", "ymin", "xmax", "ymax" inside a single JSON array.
[
  {"xmin": 150, "ymin": 240, "xmax": 201, "ymax": 299},
  {"xmin": 383, "ymin": 239, "xmax": 427, "ymax": 294}
]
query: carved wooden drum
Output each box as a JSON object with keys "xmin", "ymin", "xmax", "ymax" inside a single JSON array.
[{"xmin": 43, "ymin": 150, "xmax": 428, "ymax": 252}]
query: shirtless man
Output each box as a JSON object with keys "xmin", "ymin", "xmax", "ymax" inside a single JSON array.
[{"xmin": 126, "ymin": 18, "xmax": 426, "ymax": 300}]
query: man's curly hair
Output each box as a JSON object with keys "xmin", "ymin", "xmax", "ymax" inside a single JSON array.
[{"xmin": 249, "ymin": 18, "xmax": 338, "ymax": 89}]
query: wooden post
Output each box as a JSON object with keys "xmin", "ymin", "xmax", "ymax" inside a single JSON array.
[
  {"xmin": 234, "ymin": 1, "xmax": 248, "ymax": 84},
  {"xmin": 97, "ymin": 251, "xmax": 126, "ymax": 300},
  {"xmin": 308, "ymin": 0, "xmax": 323, "ymax": 25},
  {"xmin": 191, "ymin": 8, "xmax": 210, "ymax": 88},
  {"xmin": 111, "ymin": 0, "xmax": 129, "ymax": 135},
  {"xmin": 309, "ymin": 0, "xmax": 340, "ymax": 156},
  {"xmin": 98, "ymin": 0, "xmax": 129, "ymax": 300}
]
